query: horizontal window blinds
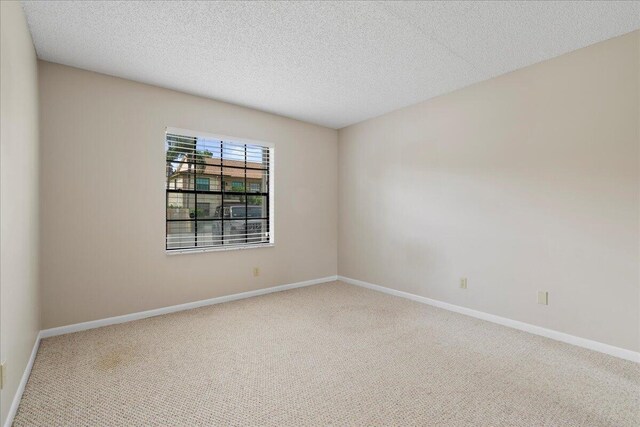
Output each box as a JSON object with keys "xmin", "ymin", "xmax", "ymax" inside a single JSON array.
[{"xmin": 165, "ymin": 131, "xmax": 271, "ymax": 251}]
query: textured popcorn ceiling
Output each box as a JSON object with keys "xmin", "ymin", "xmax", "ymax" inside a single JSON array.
[{"xmin": 21, "ymin": 1, "xmax": 640, "ymax": 129}]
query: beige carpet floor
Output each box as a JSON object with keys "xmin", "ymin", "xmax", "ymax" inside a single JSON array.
[{"xmin": 13, "ymin": 281, "xmax": 640, "ymax": 426}]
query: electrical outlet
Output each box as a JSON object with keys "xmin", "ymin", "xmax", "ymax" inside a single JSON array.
[
  {"xmin": 253, "ymin": 267, "xmax": 260, "ymax": 277},
  {"xmin": 537, "ymin": 291, "xmax": 549, "ymax": 305},
  {"xmin": 460, "ymin": 278, "xmax": 468, "ymax": 289}
]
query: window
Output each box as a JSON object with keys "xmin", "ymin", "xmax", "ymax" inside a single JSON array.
[
  {"xmin": 165, "ymin": 128, "xmax": 273, "ymax": 252},
  {"xmin": 195, "ymin": 177, "xmax": 210, "ymax": 191}
]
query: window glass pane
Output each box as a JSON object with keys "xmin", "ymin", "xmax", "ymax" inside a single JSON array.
[
  {"xmin": 166, "ymin": 134, "xmax": 196, "ymax": 162},
  {"xmin": 167, "ymin": 193, "xmax": 195, "ymax": 220},
  {"xmin": 166, "ymin": 176, "xmax": 181, "ymax": 190},
  {"xmin": 246, "ymin": 145, "xmax": 269, "ymax": 168},
  {"xmin": 220, "ymin": 167, "xmax": 245, "ymax": 192},
  {"xmin": 247, "ymin": 206, "xmax": 262, "ymax": 218},
  {"xmin": 166, "ymin": 221, "xmax": 196, "ymax": 249},
  {"xmin": 224, "ymin": 219, "xmax": 246, "ymax": 244},
  {"xmin": 195, "ymin": 138, "xmax": 222, "ymax": 163},
  {"xmin": 246, "ymin": 196, "xmax": 267, "ymax": 217},
  {"xmin": 247, "ymin": 168, "xmax": 268, "ymax": 193},
  {"xmin": 195, "ymin": 220, "xmax": 222, "ymax": 247},
  {"xmin": 197, "ymin": 173, "xmax": 221, "ymax": 192},
  {"xmin": 221, "ymin": 143, "xmax": 245, "ymax": 164},
  {"xmin": 196, "ymin": 156, "xmax": 222, "ymax": 175},
  {"xmin": 196, "ymin": 194, "xmax": 222, "ymax": 219},
  {"xmin": 229, "ymin": 205, "xmax": 248, "ymax": 219},
  {"xmin": 221, "ymin": 198, "xmax": 265, "ymax": 218},
  {"xmin": 224, "ymin": 219, "xmax": 268, "ymax": 244},
  {"xmin": 247, "ymin": 219, "xmax": 269, "ymax": 243},
  {"xmin": 218, "ymin": 204, "xmax": 266, "ymax": 220},
  {"xmin": 195, "ymin": 177, "xmax": 210, "ymax": 191},
  {"xmin": 195, "ymin": 203, "xmax": 209, "ymax": 218},
  {"xmin": 166, "ymin": 164, "xmax": 193, "ymax": 190},
  {"xmin": 222, "ymin": 194, "xmax": 246, "ymax": 208}
]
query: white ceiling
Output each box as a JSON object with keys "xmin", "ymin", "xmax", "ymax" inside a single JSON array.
[{"xmin": 21, "ymin": 1, "xmax": 640, "ymax": 129}]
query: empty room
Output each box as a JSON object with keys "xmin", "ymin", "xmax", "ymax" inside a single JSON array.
[{"xmin": 1, "ymin": 1, "xmax": 639, "ymax": 426}]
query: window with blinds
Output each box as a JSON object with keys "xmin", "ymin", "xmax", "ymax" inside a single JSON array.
[{"xmin": 165, "ymin": 128, "xmax": 273, "ymax": 252}]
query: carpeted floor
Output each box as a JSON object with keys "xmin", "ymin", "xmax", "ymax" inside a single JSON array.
[{"xmin": 13, "ymin": 281, "xmax": 640, "ymax": 426}]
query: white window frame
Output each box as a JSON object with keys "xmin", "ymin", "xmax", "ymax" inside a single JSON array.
[{"xmin": 165, "ymin": 127, "xmax": 275, "ymax": 254}]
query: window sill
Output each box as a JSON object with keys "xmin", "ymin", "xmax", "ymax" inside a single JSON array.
[{"xmin": 166, "ymin": 243, "xmax": 274, "ymax": 255}]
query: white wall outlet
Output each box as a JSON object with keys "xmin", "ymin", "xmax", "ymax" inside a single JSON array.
[
  {"xmin": 537, "ymin": 291, "xmax": 549, "ymax": 305},
  {"xmin": 460, "ymin": 278, "xmax": 468, "ymax": 289},
  {"xmin": 253, "ymin": 267, "xmax": 260, "ymax": 277}
]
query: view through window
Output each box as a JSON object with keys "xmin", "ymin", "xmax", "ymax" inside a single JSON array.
[{"xmin": 165, "ymin": 129, "xmax": 272, "ymax": 251}]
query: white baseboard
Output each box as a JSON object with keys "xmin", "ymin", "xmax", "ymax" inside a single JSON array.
[
  {"xmin": 41, "ymin": 275, "xmax": 338, "ymax": 338},
  {"xmin": 7, "ymin": 273, "xmax": 634, "ymax": 427},
  {"xmin": 4, "ymin": 331, "xmax": 42, "ymax": 427},
  {"xmin": 338, "ymin": 275, "xmax": 640, "ymax": 363}
]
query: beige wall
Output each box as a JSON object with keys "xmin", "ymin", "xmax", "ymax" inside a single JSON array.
[
  {"xmin": 0, "ymin": 1, "xmax": 41, "ymax": 424},
  {"xmin": 338, "ymin": 32, "xmax": 640, "ymax": 352},
  {"xmin": 39, "ymin": 61, "xmax": 338, "ymax": 329}
]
